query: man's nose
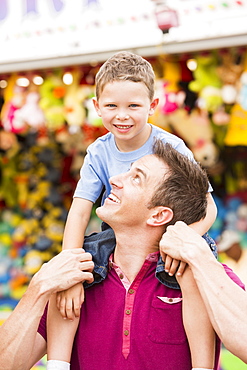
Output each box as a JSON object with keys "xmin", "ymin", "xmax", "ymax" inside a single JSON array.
[{"xmin": 109, "ymin": 174, "xmax": 123, "ymax": 189}]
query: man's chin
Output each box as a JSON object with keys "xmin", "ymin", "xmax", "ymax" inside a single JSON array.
[{"xmin": 96, "ymin": 205, "xmax": 106, "ymax": 222}]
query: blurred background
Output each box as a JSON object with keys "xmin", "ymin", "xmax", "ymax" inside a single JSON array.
[{"xmin": 0, "ymin": 0, "xmax": 247, "ymax": 369}]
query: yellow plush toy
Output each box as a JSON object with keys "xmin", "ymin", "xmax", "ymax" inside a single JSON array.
[{"xmin": 224, "ymin": 103, "xmax": 247, "ymax": 146}]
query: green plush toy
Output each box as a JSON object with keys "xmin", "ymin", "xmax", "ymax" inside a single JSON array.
[
  {"xmin": 39, "ymin": 73, "xmax": 66, "ymax": 131},
  {"xmin": 189, "ymin": 51, "xmax": 222, "ymax": 113}
]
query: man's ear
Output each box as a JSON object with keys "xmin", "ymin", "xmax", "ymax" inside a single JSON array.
[
  {"xmin": 147, "ymin": 206, "xmax": 173, "ymax": 226},
  {"xmin": 92, "ymin": 97, "xmax": 101, "ymax": 117},
  {"xmin": 149, "ymin": 98, "xmax": 159, "ymax": 116}
]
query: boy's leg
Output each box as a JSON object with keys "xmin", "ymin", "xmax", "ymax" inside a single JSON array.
[
  {"xmin": 177, "ymin": 267, "xmax": 215, "ymax": 370},
  {"xmin": 47, "ymin": 294, "xmax": 79, "ymax": 368},
  {"xmin": 202, "ymin": 233, "xmax": 217, "ymax": 258}
]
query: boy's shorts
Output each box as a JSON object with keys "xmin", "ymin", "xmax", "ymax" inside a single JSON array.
[{"xmin": 83, "ymin": 225, "xmax": 217, "ymax": 290}]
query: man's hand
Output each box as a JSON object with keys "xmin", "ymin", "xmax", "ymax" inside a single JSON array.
[
  {"xmin": 33, "ymin": 249, "xmax": 94, "ymax": 295},
  {"xmin": 57, "ymin": 283, "xmax": 84, "ymax": 320},
  {"xmin": 160, "ymin": 221, "xmax": 209, "ymax": 267}
]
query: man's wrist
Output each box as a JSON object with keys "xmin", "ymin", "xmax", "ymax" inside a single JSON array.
[
  {"xmin": 189, "ymin": 247, "xmax": 223, "ymax": 277},
  {"xmin": 29, "ymin": 271, "xmax": 53, "ymax": 301},
  {"xmin": 184, "ymin": 237, "xmax": 215, "ymax": 265}
]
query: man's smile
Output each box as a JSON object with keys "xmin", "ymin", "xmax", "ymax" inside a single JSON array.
[{"xmin": 108, "ymin": 193, "xmax": 120, "ymax": 203}]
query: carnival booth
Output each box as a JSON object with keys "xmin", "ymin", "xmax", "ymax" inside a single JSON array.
[{"xmin": 0, "ymin": 1, "xmax": 247, "ymax": 369}]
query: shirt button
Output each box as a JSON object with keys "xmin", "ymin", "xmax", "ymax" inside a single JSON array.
[
  {"xmin": 126, "ymin": 309, "xmax": 131, "ymax": 315},
  {"xmin": 119, "ymin": 273, "xmax": 124, "ymax": 279},
  {"xmin": 124, "ymin": 330, "xmax": 129, "ymax": 336},
  {"xmin": 168, "ymin": 298, "xmax": 173, "ymax": 303},
  {"xmin": 128, "ymin": 289, "xmax": 134, "ymax": 294}
]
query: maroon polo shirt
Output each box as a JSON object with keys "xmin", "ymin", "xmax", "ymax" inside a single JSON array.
[{"xmin": 38, "ymin": 253, "xmax": 244, "ymax": 370}]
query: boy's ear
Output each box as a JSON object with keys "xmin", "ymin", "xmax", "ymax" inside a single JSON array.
[
  {"xmin": 147, "ymin": 206, "xmax": 173, "ymax": 227},
  {"xmin": 92, "ymin": 97, "xmax": 101, "ymax": 117},
  {"xmin": 149, "ymin": 98, "xmax": 159, "ymax": 116}
]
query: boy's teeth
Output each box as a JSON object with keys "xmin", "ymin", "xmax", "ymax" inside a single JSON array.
[
  {"xmin": 108, "ymin": 193, "xmax": 120, "ymax": 203},
  {"xmin": 115, "ymin": 125, "xmax": 131, "ymax": 129}
]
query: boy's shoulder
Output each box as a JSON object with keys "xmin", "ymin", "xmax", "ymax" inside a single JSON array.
[
  {"xmin": 150, "ymin": 124, "xmax": 185, "ymax": 145},
  {"xmin": 87, "ymin": 131, "xmax": 113, "ymax": 150}
]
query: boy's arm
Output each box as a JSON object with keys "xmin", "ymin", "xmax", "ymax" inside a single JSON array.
[
  {"xmin": 178, "ymin": 268, "xmax": 215, "ymax": 369},
  {"xmin": 55, "ymin": 197, "xmax": 93, "ymax": 319},
  {"xmin": 189, "ymin": 193, "xmax": 217, "ymax": 235},
  {"xmin": 161, "ymin": 192, "xmax": 217, "ymax": 276},
  {"xmin": 62, "ymin": 197, "xmax": 93, "ymax": 250}
]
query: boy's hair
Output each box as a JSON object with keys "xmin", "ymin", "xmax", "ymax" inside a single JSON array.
[
  {"xmin": 95, "ymin": 51, "xmax": 155, "ymax": 100},
  {"xmin": 149, "ymin": 139, "xmax": 209, "ymax": 227}
]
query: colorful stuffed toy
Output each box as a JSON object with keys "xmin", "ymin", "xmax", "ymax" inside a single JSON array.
[
  {"xmin": 238, "ymin": 71, "xmax": 247, "ymax": 111},
  {"xmin": 189, "ymin": 51, "xmax": 222, "ymax": 113},
  {"xmin": 39, "ymin": 73, "xmax": 66, "ymax": 131},
  {"xmin": 224, "ymin": 103, "xmax": 247, "ymax": 146},
  {"xmin": 63, "ymin": 70, "xmax": 90, "ymax": 129},
  {"xmin": 167, "ymin": 108, "xmax": 222, "ymax": 170},
  {"xmin": 1, "ymin": 83, "xmax": 27, "ymax": 134},
  {"xmin": 18, "ymin": 91, "xmax": 45, "ymax": 130},
  {"xmin": 160, "ymin": 57, "xmax": 181, "ymax": 115},
  {"xmin": 217, "ymin": 48, "xmax": 244, "ymax": 105}
]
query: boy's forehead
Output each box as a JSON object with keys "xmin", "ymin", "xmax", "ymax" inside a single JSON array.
[{"xmin": 101, "ymin": 80, "xmax": 149, "ymax": 94}]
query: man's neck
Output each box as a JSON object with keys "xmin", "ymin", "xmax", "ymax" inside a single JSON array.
[{"xmin": 112, "ymin": 227, "xmax": 160, "ymax": 283}]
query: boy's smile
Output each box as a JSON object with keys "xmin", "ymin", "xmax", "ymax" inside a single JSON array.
[{"xmin": 93, "ymin": 80, "xmax": 158, "ymax": 152}]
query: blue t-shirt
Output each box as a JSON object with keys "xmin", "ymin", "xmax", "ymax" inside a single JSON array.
[{"xmin": 74, "ymin": 124, "xmax": 211, "ymax": 203}]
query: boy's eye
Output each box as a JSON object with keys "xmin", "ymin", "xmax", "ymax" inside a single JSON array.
[
  {"xmin": 106, "ymin": 104, "xmax": 116, "ymax": 108},
  {"xmin": 129, "ymin": 104, "xmax": 138, "ymax": 108}
]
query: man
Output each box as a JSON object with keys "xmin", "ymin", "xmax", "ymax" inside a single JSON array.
[
  {"xmin": 1, "ymin": 141, "xmax": 244, "ymax": 370},
  {"xmin": 160, "ymin": 221, "xmax": 247, "ymax": 364},
  {"xmin": 0, "ymin": 249, "xmax": 94, "ymax": 370},
  {"xmin": 41, "ymin": 141, "xmax": 242, "ymax": 370}
]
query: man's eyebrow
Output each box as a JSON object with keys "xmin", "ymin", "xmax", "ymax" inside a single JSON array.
[
  {"xmin": 130, "ymin": 163, "xmax": 147, "ymax": 179},
  {"xmin": 136, "ymin": 167, "xmax": 147, "ymax": 178}
]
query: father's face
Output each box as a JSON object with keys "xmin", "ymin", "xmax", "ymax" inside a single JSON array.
[{"xmin": 96, "ymin": 154, "xmax": 169, "ymax": 228}]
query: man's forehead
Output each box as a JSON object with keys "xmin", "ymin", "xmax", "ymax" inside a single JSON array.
[
  {"xmin": 131, "ymin": 154, "xmax": 166, "ymax": 173},
  {"xmin": 130, "ymin": 154, "xmax": 152, "ymax": 168}
]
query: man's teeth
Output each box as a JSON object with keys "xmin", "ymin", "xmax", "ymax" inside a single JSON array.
[{"xmin": 108, "ymin": 194, "xmax": 120, "ymax": 203}]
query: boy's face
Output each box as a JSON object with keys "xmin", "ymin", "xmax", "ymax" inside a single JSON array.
[{"xmin": 93, "ymin": 80, "xmax": 158, "ymax": 151}]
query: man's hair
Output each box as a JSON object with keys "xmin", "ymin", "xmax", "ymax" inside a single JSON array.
[
  {"xmin": 95, "ymin": 51, "xmax": 155, "ymax": 100},
  {"xmin": 148, "ymin": 139, "xmax": 209, "ymax": 227}
]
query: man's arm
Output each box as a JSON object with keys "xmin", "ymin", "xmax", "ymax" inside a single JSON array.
[
  {"xmin": 160, "ymin": 221, "xmax": 247, "ymax": 364},
  {"xmin": 0, "ymin": 249, "xmax": 94, "ymax": 370}
]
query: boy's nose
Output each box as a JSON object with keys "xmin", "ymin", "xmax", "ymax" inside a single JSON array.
[{"xmin": 116, "ymin": 114, "xmax": 130, "ymax": 121}]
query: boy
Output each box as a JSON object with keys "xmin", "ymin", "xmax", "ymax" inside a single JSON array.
[{"xmin": 47, "ymin": 52, "xmax": 217, "ymax": 370}]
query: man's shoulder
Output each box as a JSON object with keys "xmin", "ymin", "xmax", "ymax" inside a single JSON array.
[{"xmin": 222, "ymin": 263, "xmax": 246, "ymax": 290}]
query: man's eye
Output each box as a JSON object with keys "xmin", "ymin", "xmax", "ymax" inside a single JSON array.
[{"xmin": 132, "ymin": 175, "xmax": 140, "ymax": 184}]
